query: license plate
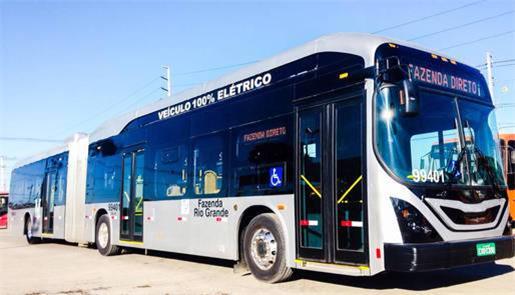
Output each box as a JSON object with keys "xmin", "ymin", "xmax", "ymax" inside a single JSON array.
[{"xmin": 476, "ymin": 242, "xmax": 496, "ymax": 257}]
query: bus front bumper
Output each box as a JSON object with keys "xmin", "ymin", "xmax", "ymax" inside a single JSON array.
[{"xmin": 384, "ymin": 235, "xmax": 515, "ymax": 272}]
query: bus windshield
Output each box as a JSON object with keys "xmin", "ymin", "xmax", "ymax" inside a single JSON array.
[{"xmin": 375, "ymin": 88, "xmax": 505, "ymax": 187}]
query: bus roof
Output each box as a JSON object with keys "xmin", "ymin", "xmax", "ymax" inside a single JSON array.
[
  {"xmin": 13, "ymin": 133, "xmax": 87, "ymax": 170},
  {"xmin": 15, "ymin": 33, "xmax": 455, "ymax": 169},
  {"xmin": 89, "ymin": 32, "xmax": 445, "ymax": 143}
]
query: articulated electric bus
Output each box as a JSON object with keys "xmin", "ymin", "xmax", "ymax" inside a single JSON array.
[
  {"xmin": 9, "ymin": 33, "xmax": 514, "ymax": 283},
  {"xmin": 500, "ymin": 133, "xmax": 515, "ymax": 224}
]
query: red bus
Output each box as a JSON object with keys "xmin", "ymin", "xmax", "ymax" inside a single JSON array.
[{"xmin": 0, "ymin": 192, "xmax": 8, "ymax": 229}]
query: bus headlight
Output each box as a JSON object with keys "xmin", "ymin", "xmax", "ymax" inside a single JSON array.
[{"xmin": 391, "ymin": 198, "xmax": 442, "ymax": 243}]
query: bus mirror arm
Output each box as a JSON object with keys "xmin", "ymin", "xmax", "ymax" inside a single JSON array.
[
  {"xmin": 339, "ymin": 66, "xmax": 375, "ymax": 83},
  {"xmin": 376, "ymin": 61, "xmax": 419, "ymax": 116},
  {"xmin": 357, "ymin": 66, "xmax": 375, "ymax": 80},
  {"xmin": 376, "ymin": 57, "xmax": 406, "ymax": 83},
  {"xmin": 401, "ymin": 78, "xmax": 419, "ymax": 116}
]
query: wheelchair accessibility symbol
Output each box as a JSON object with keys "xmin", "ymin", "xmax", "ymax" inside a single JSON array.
[{"xmin": 269, "ymin": 167, "xmax": 283, "ymax": 188}]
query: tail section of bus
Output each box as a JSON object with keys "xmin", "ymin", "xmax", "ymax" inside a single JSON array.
[{"xmin": 8, "ymin": 133, "xmax": 89, "ymax": 243}]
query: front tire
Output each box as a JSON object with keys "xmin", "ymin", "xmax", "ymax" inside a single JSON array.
[
  {"xmin": 96, "ymin": 214, "xmax": 121, "ymax": 256},
  {"xmin": 25, "ymin": 216, "xmax": 40, "ymax": 244},
  {"xmin": 243, "ymin": 213, "xmax": 292, "ymax": 283}
]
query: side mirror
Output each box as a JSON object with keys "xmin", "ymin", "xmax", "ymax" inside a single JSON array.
[
  {"xmin": 511, "ymin": 150, "xmax": 515, "ymax": 164},
  {"xmin": 379, "ymin": 82, "xmax": 418, "ymax": 117},
  {"xmin": 377, "ymin": 60, "xmax": 419, "ymax": 116},
  {"xmin": 401, "ymin": 79, "xmax": 419, "ymax": 116},
  {"xmin": 420, "ymin": 159, "xmax": 425, "ymax": 169}
]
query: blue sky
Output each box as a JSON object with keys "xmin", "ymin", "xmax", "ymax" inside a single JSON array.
[{"xmin": 1, "ymin": 0, "xmax": 514, "ymax": 189}]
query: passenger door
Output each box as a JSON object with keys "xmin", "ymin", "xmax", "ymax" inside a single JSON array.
[
  {"xmin": 120, "ymin": 150, "xmax": 145, "ymax": 242},
  {"xmin": 296, "ymin": 96, "xmax": 367, "ymax": 265},
  {"xmin": 41, "ymin": 171, "xmax": 57, "ymax": 234}
]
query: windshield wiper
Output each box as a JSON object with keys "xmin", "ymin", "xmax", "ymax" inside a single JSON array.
[
  {"xmin": 464, "ymin": 121, "xmax": 502, "ymax": 196},
  {"xmin": 444, "ymin": 116, "xmax": 468, "ymax": 185},
  {"xmin": 470, "ymin": 144, "xmax": 502, "ymax": 194}
]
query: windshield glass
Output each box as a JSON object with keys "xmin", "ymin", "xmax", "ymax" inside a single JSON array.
[{"xmin": 375, "ymin": 88, "xmax": 505, "ymax": 187}]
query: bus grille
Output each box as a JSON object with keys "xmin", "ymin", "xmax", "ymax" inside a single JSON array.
[{"xmin": 441, "ymin": 206, "xmax": 500, "ymax": 225}]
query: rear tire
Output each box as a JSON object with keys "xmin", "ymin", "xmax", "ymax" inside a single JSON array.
[
  {"xmin": 25, "ymin": 216, "xmax": 40, "ymax": 244},
  {"xmin": 96, "ymin": 214, "xmax": 121, "ymax": 256},
  {"xmin": 243, "ymin": 213, "xmax": 293, "ymax": 283}
]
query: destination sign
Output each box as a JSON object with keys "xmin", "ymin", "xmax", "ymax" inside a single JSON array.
[
  {"xmin": 158, "ymin": 73, "xmax": 272, "ymax": 120},
  {"xmin": 408, "ymin": 64, "xmax": 483, "ymax": 97},
  {"xmin": 243, "ymin": 126, "xmax": 287, "ymax": 143}
]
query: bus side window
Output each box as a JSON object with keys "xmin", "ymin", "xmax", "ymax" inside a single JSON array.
[
  {"xmin": 55, "ymin": 155, "xmax": 68, "ymax": 206},
  {"xmin": 232, "ymin": 117, "xmax": 293, "ymax": 196},
  {"xmin": 85, "ymin": 146, "xmax": 121, "ymax": 204},
  {"xmin": 154, "ymin": 144, "xmax": 189, "ymax": 198},
  {"xmin": 192, "ymin": 134, "xmax": 224, "ymax": 196},
  {"xmin": 85, "ymin": 149, "xmax": 97, "ymax": 203},
  {"xmin": 9, "ymin": 170, "xmax": 21, "ymax": 209}
]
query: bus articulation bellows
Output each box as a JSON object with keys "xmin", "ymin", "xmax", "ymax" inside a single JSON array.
[{"xmin": 8, "ymin": 33, "xmax": 514, "ymax": 283}]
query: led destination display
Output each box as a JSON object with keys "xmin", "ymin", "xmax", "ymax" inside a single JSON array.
[{"xmin": 409, "ymin": 64, "xmax": 483, "ymax": 97}]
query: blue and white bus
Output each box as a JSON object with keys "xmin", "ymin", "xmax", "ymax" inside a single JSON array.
[{"xmin": 9, "ymin": 33, "xmax": 514, "ymax": 283}]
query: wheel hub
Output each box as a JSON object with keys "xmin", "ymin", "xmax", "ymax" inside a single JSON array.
[
  {"xmin": 250, "ymin": 228, "xmax": 277, "ymax": 270},
  {"xmin": 98, "ymin": 223, "xmax": 109, "ymax": 248},
  {"xmin": 27, "ymin": 219, "xmax": 32, "ymax": 239}
]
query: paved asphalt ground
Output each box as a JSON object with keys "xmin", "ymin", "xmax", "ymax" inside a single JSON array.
[{"xmin": 0, "ymin": 230, "xmax": 513, "ymax": 295}]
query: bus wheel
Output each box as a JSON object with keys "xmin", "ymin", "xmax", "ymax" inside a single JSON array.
[
  {"xmin": 25, "ymin": 216, "xmax": 39, "ymax": 244},
  {"xmin": 96, "ymin": 215, "xmax": 121, "ymax": 256},
  {"xmin": 243, "ymin": 213, "xmax": 292, "ymax": 283}
]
